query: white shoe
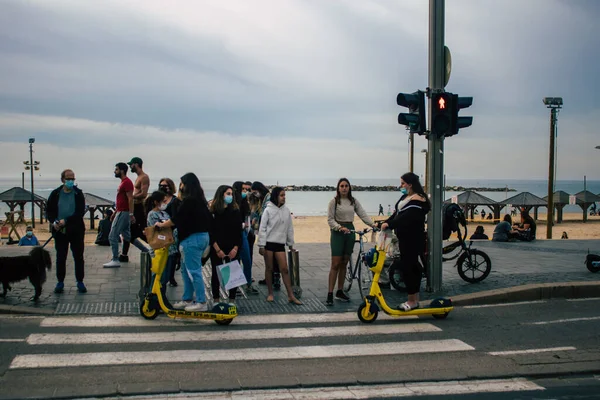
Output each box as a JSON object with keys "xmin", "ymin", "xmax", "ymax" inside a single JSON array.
[
  {"xmin": 185, "ymin": 302, "xmax": 209, "ymax": 312},
  {"xmin": 172, "ymin": 300, "xmax": 193, "ymax": 310},
  {"xmin": 103, "ymin": 260, "xmax": 121, "ymax": 268}
]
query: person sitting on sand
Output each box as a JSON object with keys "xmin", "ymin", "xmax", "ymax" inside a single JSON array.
[
  {"xmin": 512, "ymin": 212, "xmax": 536, "ymax": 241},
  {"xmin": 469, "ymin": 225, "xmax": 489, "ymax": 240},
  {"xmin": 492, "ymin": 215, "xmax": 516, "ymax": 242}
]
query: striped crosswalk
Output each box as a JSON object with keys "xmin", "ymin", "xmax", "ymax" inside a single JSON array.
[
  {"xmin": 9, "ymin": 313, "xmax": 470, "ymax": 371},
  {"xmin": 1, "ymin": 313, "xmax": 556, "ymax": 398}
]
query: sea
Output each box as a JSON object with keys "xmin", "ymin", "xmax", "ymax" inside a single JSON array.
[{"xmin": 1, "ymin": 177, "xmax": 599, "ymax": 219}]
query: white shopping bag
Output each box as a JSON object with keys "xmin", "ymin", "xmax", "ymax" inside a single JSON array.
[
  {"xmin": 216, "ymin": 259, "xmax": 247, "ymax": 291},
  {"xmin": 377, "ymin": 229, "xmax": 394, "ymax": 253}
]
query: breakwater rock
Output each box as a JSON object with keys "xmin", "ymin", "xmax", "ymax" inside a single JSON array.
[{"xmin": 268, "ymin": 185, "xmax": 516, "ymax": 192}]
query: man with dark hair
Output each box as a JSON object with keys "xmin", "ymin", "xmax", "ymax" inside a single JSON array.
[
  {"xmin": 103, "ymin": 163, "xmax": 134, "ymax": 268},
  {"xmin": 46, "ymin": 169, "xmax": 87, "ymax": 293},
  {"xmin": 127, "ymin": 157, "xmax": 150, "ymax": 250}
]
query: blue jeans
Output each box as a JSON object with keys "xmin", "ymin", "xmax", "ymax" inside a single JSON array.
[
  {"xmin": 109, "ymin": 211, "xmax": 131, "ymax": 260},
  {"xmin": 161, "ymin": 254, "xmax": 175, "ymax": 287},
  {"xmin": 240, "ymin": 230, "xmax": 252, "ymax": 284},
  {"xmin": 179, "ymin": 232, "xmax": 209, "ymax": 303}
]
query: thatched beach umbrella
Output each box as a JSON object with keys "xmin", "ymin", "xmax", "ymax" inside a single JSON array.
[
  {"xmin": 574, "ymin": 190, "xmax": 600, "ymax": 223},
  {"xmin": 84, "ymin": 193, "xmax": 115, "ymax": 230},
  {"xmin": 542, "ymin": 190, "xmax": 571, "ymax": 223},
  {"xmin": 444, "ymin": 190, "xmax": 499, "ymax": 219},
  {"xmin": 498, "ymin": 192, "xmax": 546, "ymax": 220}
]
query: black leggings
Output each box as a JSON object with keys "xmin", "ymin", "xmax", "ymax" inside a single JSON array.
[{"xmin": 400, "ymin": 253, "xmax": 422, "ymax": 295}]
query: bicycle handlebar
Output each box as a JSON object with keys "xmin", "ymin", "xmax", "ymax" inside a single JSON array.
[{"xmin": 347, "ymin": 227, "xmax": 379, "ymax": 235}]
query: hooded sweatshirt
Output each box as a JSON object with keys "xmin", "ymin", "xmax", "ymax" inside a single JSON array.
[
  {"xmin": 386, "ymin": 194, "xmax": 431, "ymax": 257},
  {"xmin": 257, "ymin": 202, "xmax": 294, "ymax": 248}
]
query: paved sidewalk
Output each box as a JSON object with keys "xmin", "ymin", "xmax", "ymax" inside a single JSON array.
[{"xmin": 1, "ymin": 239, "xmax": 599, "ymax": 315}]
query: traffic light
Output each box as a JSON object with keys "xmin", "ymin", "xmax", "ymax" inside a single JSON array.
[
  {"xmin": 430, "ymin": 92, "xmax": 453, "ymax": 137},
  {"xmin": 447, "ymin": 95, "xmax": 473, "ymax": 137},
  {"xmin": 397, "ymin": 90, "xmax": 426, "ymax": 135}
]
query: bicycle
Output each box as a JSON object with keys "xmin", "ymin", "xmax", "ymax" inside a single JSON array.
[
  {"xmin": 389, "ymin": 205, "xmax": 492, "ymax": 290},
  {"xmin": 343, "ymin": 227, "xmax": 378, "ymax": 297}
]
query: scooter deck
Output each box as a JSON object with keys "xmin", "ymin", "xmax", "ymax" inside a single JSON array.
[
  {"xmin": 165, "ymin": 303, "xmax": 237, "ymax": 321},
  {"xmin": 384, "ymin": 305, "xmax": 453, "ymax": 317}
]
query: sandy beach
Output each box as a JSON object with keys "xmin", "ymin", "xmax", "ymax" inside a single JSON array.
[{"xmin": 7, "ymin": 212, "xmax": 598, "ymax": 246}]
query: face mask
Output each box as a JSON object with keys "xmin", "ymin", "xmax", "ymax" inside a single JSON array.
[
  {"xmin": 224, "ymin": 195, "xmax": 233, "ymax": 205},
  {"xmin": 26, "ymin": 231, "xmax": 33, "ymax": 237},
  {"xmin": 400, "ymin": 187, "xmax": 408, "ymax": 195},
  {"xmin": 241, "ymin": 192, "xmax": 247, "ymax": 199},
  {"xmin": 159, "ymin": 186, "xmax": 170, "ymax": 194},
  {"xmin": 65, "ymin": 180, "xmax": 75, "ymax": 189},
  {"xmin": 159, "ymin": 203, "xmax": 168, "ymax": 211}
]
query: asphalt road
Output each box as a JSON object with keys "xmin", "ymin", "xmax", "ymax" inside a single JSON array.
[{"xmin": 0, "ymin": 298, "xmax": 599, "ymax": 399}]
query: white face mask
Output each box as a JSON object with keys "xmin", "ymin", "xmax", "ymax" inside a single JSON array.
[{"xmin": 159, "ymin": 203, "xmax": 168, "ymax": 211}]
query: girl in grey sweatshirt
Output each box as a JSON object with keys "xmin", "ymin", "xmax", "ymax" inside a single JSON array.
[{"xmin": 258, "ymin": 187, "xmax": 302, "ymax": 305}]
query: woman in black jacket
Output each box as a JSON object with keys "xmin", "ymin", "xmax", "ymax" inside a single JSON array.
[
  {"xmin": 210, "ymin": 185, "xmax": 243, "ymax": 304},
  {"xmin": 381, "ymin": 172, "xmax": 430, "ymax": 311}
]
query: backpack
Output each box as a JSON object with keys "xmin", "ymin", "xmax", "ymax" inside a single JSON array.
[{"xmin": 442, "ymin": 203, "xmax": 466, "ymax": 240}]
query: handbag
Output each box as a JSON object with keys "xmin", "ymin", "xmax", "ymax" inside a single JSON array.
[
  {"xmin": 143, "ymin": 226, "xmax": 175, "ymax": 250},
  {"xmin": 216, "ymin": 258, "xmax": 247, "ymax": 291}
]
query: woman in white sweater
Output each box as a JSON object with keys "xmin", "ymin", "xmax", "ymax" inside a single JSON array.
[
  {"xmin": 258, "ymin": 187, "xmax": 303, "ymax": 305},
  {"xmin": 326, "ymin": 178, "xmax": 375, "ymax": 306}
]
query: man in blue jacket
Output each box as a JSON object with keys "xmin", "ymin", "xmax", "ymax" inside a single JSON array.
[{"xmin": 46, "ymin": 169, "xmax": 87, "ymax": 294}]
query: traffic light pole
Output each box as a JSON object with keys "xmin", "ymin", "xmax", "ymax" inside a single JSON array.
[
  {"xmin": 409, "ymin": 132, "xmax": 414, "ymax": 172},
  {"xmin": 426, "ymin": 0, "xmax": 445, "ymax": 292}
]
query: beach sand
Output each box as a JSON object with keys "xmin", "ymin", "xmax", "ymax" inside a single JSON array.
[{"xmin": 5, "ymin": 213, "xmax": 599, "ymax": 245}]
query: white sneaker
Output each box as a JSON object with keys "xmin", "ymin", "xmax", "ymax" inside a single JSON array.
[
  {"xmin": 172, "ymin": 300, "xmax": 193, "ymax": 310},
  {"xmin": 103, "ymin": 260, "xmax": 121, "ymax": 268},
  {"xmin": 185, "ymin": 302, "xmax": 209, "ymax": 312}
]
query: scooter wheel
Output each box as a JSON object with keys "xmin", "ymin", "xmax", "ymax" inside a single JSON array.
[
  {"xmin": 357, "ymin": 303, "xmax": 378, "ymax": 323},
  {"xmin": 139, "ymin": 300, "xmax": 159, "ymax": 320},
  {"xmin": 215, "ymin": 318, "xmax": 233, "ymax": 326},
  {"xmin": 432, "ymin": 312, "xmax": 449, "ymax": 320}
]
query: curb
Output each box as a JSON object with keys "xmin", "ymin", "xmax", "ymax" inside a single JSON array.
[
  {"xmin": 0, "ymin": 304, "xmax": 55, "ymax": 315},
  {"xmin": 451, "ymin": 281, "xmax": 600, "ymax": 306}
]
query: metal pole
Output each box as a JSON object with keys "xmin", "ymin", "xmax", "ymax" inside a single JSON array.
[
  {"xmin": 426, "ymin": 0, "xmax": 445, "ymax": 292},
  {"xmin": 409, "ymin": 133, "xmax": 414, "ymax": 172},
  {"xmin": 546, "ymin": 108, "xmax": 556, "ymax": 239},
  {"xmin": 22, "ymin": 172, "xmax": 25, "ymax": 189},
  {"xmin": 29, "ymin": 142, "xmax": 35, "ymax": 228},
  {"xmin": 424, "ymin": 151, "xmax": 429, "ymax": 194}
]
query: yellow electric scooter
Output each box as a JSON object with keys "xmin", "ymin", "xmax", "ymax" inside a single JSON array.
[
  {"xmin": 357, "ymin": 247, "xmax": 453, "ymax": 323},
  {"xmin": 136, "ymin": 239, "xmax": 237, "ymax": 325}
]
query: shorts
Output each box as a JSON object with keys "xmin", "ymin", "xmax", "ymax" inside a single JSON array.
[
  {"xmin": 265, "ymin": 242, "xmax": 286, "ymax": 252},
  {"xmin": 330, "ymin": 223, "xmax": 355, "ymax": 257}
]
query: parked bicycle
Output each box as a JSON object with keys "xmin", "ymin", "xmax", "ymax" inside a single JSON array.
[
  {"xmin": 343, "ymin": 227, "xmax": 378, "ymax": 297},
  {"xmin": 389, "ymin": 204, "xmax": 492, "ymax": 290}
]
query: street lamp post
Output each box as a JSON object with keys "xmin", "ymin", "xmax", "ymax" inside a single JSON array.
[
  {"xmin": 421, "ymin": 149, "xmax": 428, "ymax": 194},
  {"xmin": 23, "ymin": 138, "xmax": 40, "ymax": 228},
  {"xmin": 543, "ymin": 97, "xmax": 562, "ymax": 239}
]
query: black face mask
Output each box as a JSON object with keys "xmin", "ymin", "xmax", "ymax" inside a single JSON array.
[{"xmin": 159, "ymin": 186, "xmax": 170, "ymax": 194}]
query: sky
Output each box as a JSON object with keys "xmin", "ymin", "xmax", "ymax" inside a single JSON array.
[{"xmin": 0, "ymin": 0, "xmax": 599, "ymax": 185}]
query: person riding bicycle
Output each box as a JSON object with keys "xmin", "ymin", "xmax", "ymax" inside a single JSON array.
[
  {"xmin": 326, "ymin": 177, "xmax": 376, "ymax": 306},
  {"xmin": 380, "ymin": 172, "xmax": 430, "ymax": 311}
]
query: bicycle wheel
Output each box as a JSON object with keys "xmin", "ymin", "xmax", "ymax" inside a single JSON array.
[
  {"xmin": 356, "ymin": 256, "xmax": 364, "ymax": 298},
  {"xmin": 457, "ymin": 249, "xmax": 492, "ymax": 283},
  {"xmin": 388, "ymin": 260, "xmax": 407, "ymax": 292},
  {"xmin": 343, "ymin": 254, "xmax": 355, "ymax": 293}
]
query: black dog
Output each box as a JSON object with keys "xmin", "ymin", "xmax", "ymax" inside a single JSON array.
[{"xmin": 0, "ymin": 246, "xmax": 52, "ymax": 301}]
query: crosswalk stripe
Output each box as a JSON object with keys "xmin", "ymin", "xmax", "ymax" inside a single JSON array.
[
  {"xmin": 26, "ymin": 323, "xmax": 441, "ymax": 345},
  {"xmin": 10, "ymin": 339, "xmax": 474, "ymax": 369},
  {"xmin": 488, "ymin": 346, "xmax": 576, "ymax": 356},
  {"xmin": 39, "ymin": 313, "xmax": 417, "ymax": 327}
]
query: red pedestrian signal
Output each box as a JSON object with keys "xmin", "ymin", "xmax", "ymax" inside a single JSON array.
[{"xmin": 438, "ymin": 98, "xmax": 446, "ymax": 109}]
